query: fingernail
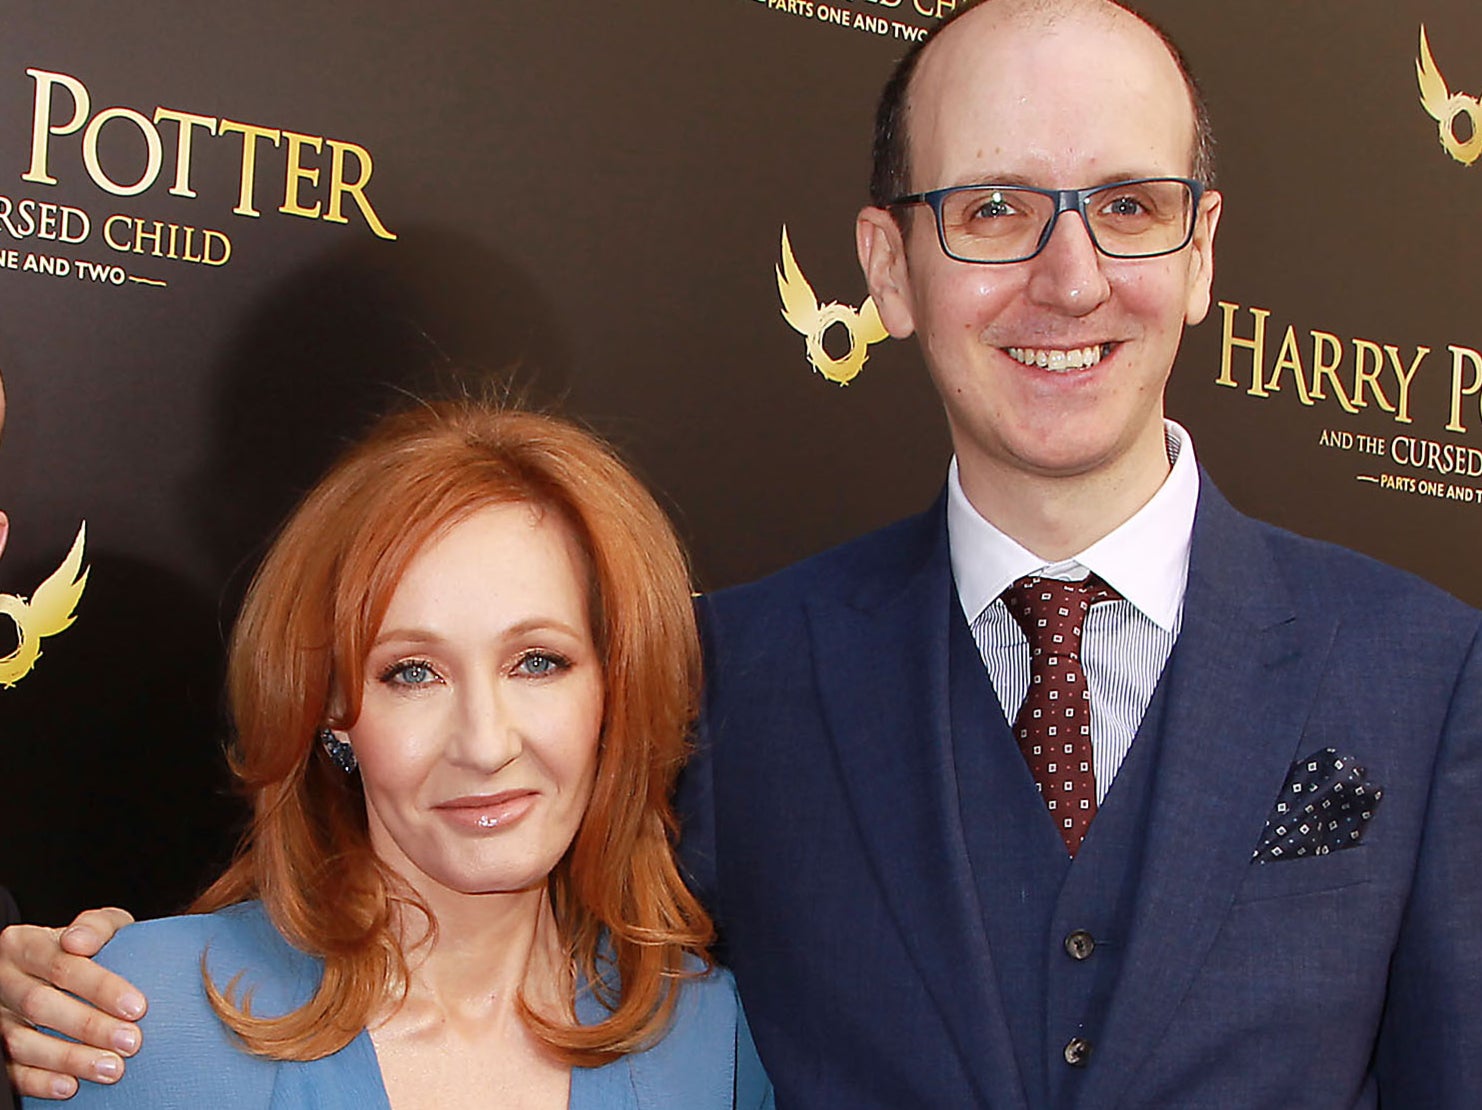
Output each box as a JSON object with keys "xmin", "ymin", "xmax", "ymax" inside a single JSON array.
[
  {"xmin": 118, "ymin": 991, "xmax": 146, "ymax": 1021},
  {"xmin": 112, "ymin": 1025, "xmax": 140, "ymax": 1053},
  {"xmin": 60, "ymin": 924, "xmax": 97, "ymax": 947},
  {"xmin": 94, "ymin": 1055, "xmax": 122, "ymax": 1081},
  {"xmin": 50, "ymin": 1075, "xmax": 79, "ymax": 1098}
]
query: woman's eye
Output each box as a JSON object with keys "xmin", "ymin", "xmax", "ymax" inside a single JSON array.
[
  {"xmin": 383, "ymin": 660, "xmax": 438, "ymax": 686},
  {"xmin": 516, "ymin": 651, "xmax": 567, "ymax": 678}
]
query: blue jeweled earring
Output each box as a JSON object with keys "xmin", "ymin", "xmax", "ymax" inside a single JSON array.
[{"xmin": 318, "ymin": 728, "xmax": 357, "ymax": 774}]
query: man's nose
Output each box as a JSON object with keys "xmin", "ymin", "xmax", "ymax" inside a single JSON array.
[{"xmin": 1025, "ymin": 209, "xmax": 1111, "ymax": 315}]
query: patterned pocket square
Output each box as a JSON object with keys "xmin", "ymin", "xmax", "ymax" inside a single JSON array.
[{"xmin": 1253, "ymin": 748, "xmax": 1383, "ymax": 863}]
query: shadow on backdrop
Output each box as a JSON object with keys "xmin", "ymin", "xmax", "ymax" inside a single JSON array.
[
  {"xmin": 2, "ymin": 226, "xmax": 569, "ymax": 923},
  {"xmin": 192, "ymin": 224, "xmax": 575, "ymax": 623},
  {"xmin": 0, "ymin": 551, "xmax": 225, "ymax": 923}
]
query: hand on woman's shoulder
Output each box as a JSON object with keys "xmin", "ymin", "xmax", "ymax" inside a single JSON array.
[{"xmin": 55, "ymin": 903, "xmax": 306, "ymax": 1110}]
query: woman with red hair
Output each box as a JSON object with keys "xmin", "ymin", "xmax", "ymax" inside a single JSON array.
[{"xmin": 44, "ymin": 401, "xmax": 771, "ymax": 1109}]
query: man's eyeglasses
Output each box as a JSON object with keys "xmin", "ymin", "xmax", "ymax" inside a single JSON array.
[{"xmin": 888, "ymin": 177, "xmax": 1205, "ymax": 264}]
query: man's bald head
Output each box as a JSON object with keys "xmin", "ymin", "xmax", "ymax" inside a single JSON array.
[{"xmin": 869, "ymin": 0, "xmax": 1215, "ymax": 207}]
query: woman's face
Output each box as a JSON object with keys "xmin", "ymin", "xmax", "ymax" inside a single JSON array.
[{"xmin": 344, "ymin": 502, "xmax": 604, "ymax": 902}]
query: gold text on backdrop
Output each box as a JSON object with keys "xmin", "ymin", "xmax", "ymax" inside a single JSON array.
[
  {"xmin": 852, "ymin": 0, "xmax": 958, "ymax": 14},
  {"xmin": 749, "ymin": 0, "xmax": 938, "ymax": 41},
  {"xmin": 21, "ymin": 69, "xmax": 397, "ymax": 240},
  {"xmin": 1213, "ymin": 301, "xmax": 1482, "ymax": 432}
]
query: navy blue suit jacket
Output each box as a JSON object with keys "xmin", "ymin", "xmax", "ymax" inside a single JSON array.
[{"xmin": 681, "ymin": 478, "xmax": 1482, "ymax": 1108}]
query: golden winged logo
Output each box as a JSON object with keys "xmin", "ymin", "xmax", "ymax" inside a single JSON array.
[
  {"xmin": 776, "ymin": 226, "xmax": 890, "ymax": 385},
  {"xmin": 1417, "ymin": 24, "xmax": 1482, "ymax": 166},
  {"xmin": 0, "ymin": 521, "xmax": 88, "ymax": 688}
]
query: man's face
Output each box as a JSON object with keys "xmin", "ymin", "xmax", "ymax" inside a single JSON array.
[{"xmin": 858, "ymin": 7, "xmax": 1220, "ymax": 504}]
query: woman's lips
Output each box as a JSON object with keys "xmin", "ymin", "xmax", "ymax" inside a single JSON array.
[{"xmin": 434, "ymin": 791, "xmax": 538, "ymax": 830}]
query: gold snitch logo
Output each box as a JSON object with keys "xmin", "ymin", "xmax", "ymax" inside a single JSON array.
[
  {"xmin": 776, "ymin": 226, "xmax": 889, "ymax": 385},
  {"xmin": 0, "ymin": 522, "xmax": 88, "ymax": 688},
  {"xmin": 1418, "ymin": 24, "xmax": 1482, "ymax": 165}
]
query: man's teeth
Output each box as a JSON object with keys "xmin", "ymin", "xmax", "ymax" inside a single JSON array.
[{"xmin": 1006, "ymin": 345, "xmax": 1107, "ymax": 370}]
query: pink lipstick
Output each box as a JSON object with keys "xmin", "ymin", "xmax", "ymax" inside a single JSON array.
[{"xmin": 434, "ymin": 791, "xmax": 537, "ymax": 831}]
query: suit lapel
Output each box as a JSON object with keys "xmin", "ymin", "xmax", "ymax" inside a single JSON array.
[
  {"xmin": 1075, "ymin": 481, "xmax": 1337, "ymax": 1110},
  {"xmin": 806, "ymin": 509, "xmax": 1030, "ymax": 1110}
]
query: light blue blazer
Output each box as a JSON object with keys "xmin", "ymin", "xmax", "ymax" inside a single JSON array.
[{"xmin": 34, "ymin": 902, "xmax": 772, "ymax": 1109}]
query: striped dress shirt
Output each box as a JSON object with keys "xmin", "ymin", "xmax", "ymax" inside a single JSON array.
[{"xmin": 946, "ymin": 422, "xmax": 1199, "ymax": 801}]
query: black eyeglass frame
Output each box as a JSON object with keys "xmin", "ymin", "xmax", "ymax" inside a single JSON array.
[{"xmin": 887, "ymin": 176, "xmax": 1207, "ymax": 265}]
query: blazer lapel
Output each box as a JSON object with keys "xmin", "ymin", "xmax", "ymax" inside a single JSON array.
[
  {"xmin": 806, "ymin": 508, "xmax": 1029, "ymax": 1110},
  {"xmin": 1074, "ymin": 480, "xmax": 1338, "ymax": 1110}
]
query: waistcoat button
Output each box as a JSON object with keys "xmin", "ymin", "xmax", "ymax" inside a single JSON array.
[
  {"xmin": 1064, "ymin": 929, "xmax": 1096, "ymax": 960},
  {"xmin": 1064, "ymin": 1037, "xmax": 1093, "ymax": 1067}
]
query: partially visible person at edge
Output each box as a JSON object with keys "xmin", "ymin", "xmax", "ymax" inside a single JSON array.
[
  {"xmin": 0, "ymin": 364, "xmax": 9, "ymax": 562},
  {"xmin": 6, "ymin": 1, "xmax": 1482, "ymax": 1106},
  {"xmin": 0, "ymin": 367, "xmax": 19, "ymax": 1110},
  {"xmin": 4, "ymin": 401, "xmax": 772, "ymax": 1109}
]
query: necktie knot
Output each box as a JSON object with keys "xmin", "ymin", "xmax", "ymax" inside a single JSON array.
[{"xmin": 1002, "ymin": 574, "xmax": 1120, "ymax": 661}]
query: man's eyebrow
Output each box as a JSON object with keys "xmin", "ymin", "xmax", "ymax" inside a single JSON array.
[
  {"xmin": 938, "ymin": 171, "xmax": 1040, "ymax": 189},
  {"xmin": 1090, "ymin": 170, "xmax": 1177, "ymax": 187},
  {"xmin": 937, "ymin": 169, "xmax": 1178, "ymax": 190}
]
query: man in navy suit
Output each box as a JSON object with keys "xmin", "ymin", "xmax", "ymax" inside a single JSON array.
[
  {"xmin": 4, "ymin": 1, "xmax": 1481, "ymax": 1106},
  {"xmin": 683, "ymin": 1, "xmax": 1481, "ymax": 1105}
]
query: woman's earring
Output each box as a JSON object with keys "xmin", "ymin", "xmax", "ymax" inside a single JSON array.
[{"xmin": 318, "ymin": 728, "xmax": 357, "ymax": 774}]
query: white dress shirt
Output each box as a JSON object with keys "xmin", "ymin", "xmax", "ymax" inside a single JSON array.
[{"xmin": 946, "ymin": 421, "xmax": 1199, "ymax": 801}]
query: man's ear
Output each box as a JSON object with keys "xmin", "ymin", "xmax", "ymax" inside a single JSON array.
[
  {"xmin": 856, "ymin": 206, "xmax": 918, "ymax": 339},
  {"xmin": 1183, "ymin": 189, "xmax": 1222, "ymax": 326},
  {"xmin": 0, "ymin": 511, "xmax": 8, "ymax": 561}
]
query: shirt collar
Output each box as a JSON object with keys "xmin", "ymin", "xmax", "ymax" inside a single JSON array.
[{"xmin": 947, "ymin": 420, "xmax": 1199, "ymax": 633}]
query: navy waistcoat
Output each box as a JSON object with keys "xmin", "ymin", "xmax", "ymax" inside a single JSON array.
[{"xmin": 948, "ymin": 603, "xmax": 1175, "ymax": 1108}]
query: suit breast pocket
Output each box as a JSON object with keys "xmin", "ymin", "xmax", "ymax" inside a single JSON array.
[{"xmin": 1232, "ymin": 847, "xmax": 1372, "ymax": 905}]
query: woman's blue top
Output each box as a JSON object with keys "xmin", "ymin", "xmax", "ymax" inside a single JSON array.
[{"xmin": 30, "ymin": 902, "xmax": 772, "ymax": 1109}]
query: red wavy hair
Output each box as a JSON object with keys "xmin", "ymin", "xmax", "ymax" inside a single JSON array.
[{"xmin": 195, "ymin": 401, "xmax": 712, "ymax": 1064}]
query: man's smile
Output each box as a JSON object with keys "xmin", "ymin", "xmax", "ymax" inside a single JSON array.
[{"xmin": 1004, "ymin": 343, "xmax": 1113, "ymax": 371}]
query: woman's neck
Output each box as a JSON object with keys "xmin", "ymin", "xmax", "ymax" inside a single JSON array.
[
  {"xmin": 386, "ymin": 882, "xmax": 569, "ymax": 1029},
  {"xmin": 369, "ymin": 883, "xmax": 574, "ymax": 1110}
]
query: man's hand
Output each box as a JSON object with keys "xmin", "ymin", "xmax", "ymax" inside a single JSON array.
[{"xmin": 0, "ymin": 909, "xmax": 142, "ymax": 1100}]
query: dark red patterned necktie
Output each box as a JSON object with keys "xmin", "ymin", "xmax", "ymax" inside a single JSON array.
[{"xmin": 1002, "ymin": 574, "xmax": 1121, "ymax": 857}]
